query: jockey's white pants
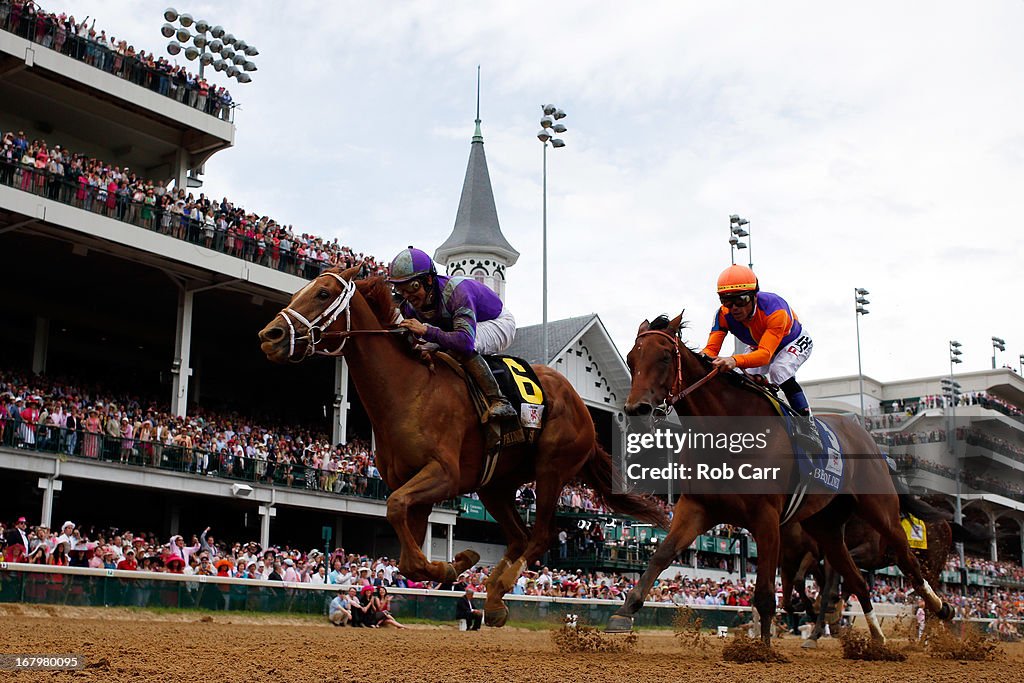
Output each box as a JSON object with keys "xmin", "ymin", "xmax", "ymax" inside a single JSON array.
[
  {"xmin": 475, "ymin": 309, "xmax": 516, "ymax": 355},
  {"xmin": 743, "ymin": 328, "xmax": 813, "ymax": 385}
]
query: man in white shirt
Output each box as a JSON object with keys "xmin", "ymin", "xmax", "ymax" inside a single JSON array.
[{"xmin": 56, "ymin": 521, "xmax": 77, "ymax": 549}]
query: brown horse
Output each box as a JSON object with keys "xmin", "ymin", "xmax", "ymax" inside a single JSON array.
[
  {"xmin": 257, "ymin": 265, "xmax": 667, "ymax": 626},
  {"xmin": 606, "ymin": 313, "xmax": 952, "ymax": 644},
  {"xmin": 780, "ymin": 504, "xmax": 955, "ymax": 647}
]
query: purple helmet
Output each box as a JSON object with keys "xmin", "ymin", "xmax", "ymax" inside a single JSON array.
[{"xmin": 387, "ymin": 246, "xmax": 436, "ymax": 283}]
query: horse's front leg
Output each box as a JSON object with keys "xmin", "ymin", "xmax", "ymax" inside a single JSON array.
[
  {"xmin": 387, "ymin": 461, "xmax": 467, "ymax": 583},
  {"xmin": 749, "ymin": 513, "xmax": 782, "ymax": 646}
]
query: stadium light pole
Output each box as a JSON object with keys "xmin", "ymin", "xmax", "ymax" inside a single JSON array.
[
  {"xmin": 991, "ymin": 336, "xmax": 1006, "ymax": 369},
  {"xmin": 1019, "ymin": 353, "xmax": 1024, "ymax": 375},
  {"xmin": 728, "ymin": 214, "xmax": 751, "ymax": 268},
  {"xmin": 537, "ymin": 105, "xmax": 567, "ymax": 365},
  {"xmin": 945, "ymin": 340, "xmax": 966, "ymax": 585},
  {"xmin": 855, "ymin": 288, "xmax": 870, "ymax": 426},
  {"xmin": 162, "ymin": 8, "xmax": 259, "ymax": 83}
]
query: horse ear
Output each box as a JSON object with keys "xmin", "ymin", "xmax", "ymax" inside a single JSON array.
[
  {"xmin": 637, "ymin": 319, "xmax": 651, "ymax": 335},
  {"xmin": 339, "ymin": 263, "xmax": 362, "ymax": 281},
  {"xmin": 668, "ymin": 312, "xmax": 684, "ymax": 332}
]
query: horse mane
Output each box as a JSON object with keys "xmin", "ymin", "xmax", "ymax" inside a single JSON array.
[
  {"xmin": 649, "ymin": 311, "xmax": 757, "ymax": 391},
  {"xmin": 356, "ymin": 275, "xmax": 399, "ymax": 326}
]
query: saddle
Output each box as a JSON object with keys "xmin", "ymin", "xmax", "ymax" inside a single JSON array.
[
  {"xmin": 729, "ymin": 371, "xmax": 845, "ymax": 518},
  {"xmin": 434, "ymin": 352, "xmax": 547, "ymax": 487}
]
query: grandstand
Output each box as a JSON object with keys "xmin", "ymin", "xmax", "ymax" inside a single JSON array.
[
  {"xmin": 1, "ymin": 6, "xmax": 1021, "ymax": 628},
  {"xmin": 0, "ymin": 8, "xmax": 650, "ymax": 577},
  {"xmin": 804, "ymin": 370, "xmax": 1024, "ymax": 569}
]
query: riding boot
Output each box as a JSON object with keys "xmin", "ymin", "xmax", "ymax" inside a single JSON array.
[
  {"xmin": 463, "ymin": 353, "xmax": 518, "ymax": 424},
  {"xmin": 793, "ymin": 408, "xmax": 823, "ymax": 454}
]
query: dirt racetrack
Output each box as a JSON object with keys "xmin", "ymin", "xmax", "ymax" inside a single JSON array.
[{"xmin": 1, "ymin": 604, "xmax": 1022, "ymax": 682}]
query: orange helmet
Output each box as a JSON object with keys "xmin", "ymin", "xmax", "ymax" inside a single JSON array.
[{"xmin": 716, "ymin": 265, "xmax": 758, "ymax": 294}]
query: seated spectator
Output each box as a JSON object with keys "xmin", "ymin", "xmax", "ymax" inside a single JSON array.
[
  {"xmin": 328, "ymin": 587, "xmax": 352, "ymax": 626},
  {"xmin": 370, "ymin": 586, "xmax": 406, "ymax": 629},
  {"xmin": 456, "ymin": 587, "xmax": 483, "ymax": 631}
]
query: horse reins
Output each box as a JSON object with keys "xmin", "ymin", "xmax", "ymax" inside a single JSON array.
[{"xmin": 635, "ymin": 329, "xmax": 720, "ymax": 414}]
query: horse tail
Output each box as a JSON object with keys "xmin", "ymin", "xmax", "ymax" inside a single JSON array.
[
  {"xmin": 898, "ymin": 493, "xmax": 950, "ymax": 523},
  {"xmin": 578, "ymin": 444, "xmax": 669, "ymax": 529}
]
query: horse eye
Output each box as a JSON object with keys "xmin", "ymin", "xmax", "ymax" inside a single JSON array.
[{"xmin": 317, "ymin": 289, "xmax": 330, "ymax": 300}]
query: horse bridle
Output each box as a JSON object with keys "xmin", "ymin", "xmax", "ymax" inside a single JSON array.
[
  {"xmin": 634, "ymin": 329, "xmax": 720, "ymax": 415},
  {"xmin": 276, "ymin": 273, "xmax": 409, "ymax": 362},
  {"xmin": 276, "ymin": 272, "xmax": 358, "ymax": 361}
]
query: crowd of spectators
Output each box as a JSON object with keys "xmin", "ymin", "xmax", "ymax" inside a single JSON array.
[
  {"xmin": 1, "ymin": 129, "xmax": 388, "ymax": 280},
  {"xmin": 0, "ymin": 369, "xmax": 384, "ymax": 498},
  {"xmin": 868, "ymin": 391, "xmax": 1024, "ymax": 430},
  {"xmin": 1, "ymin": 511, "xmax": 1022, "ymax": 637},
  {"xmin": 0, "ymin": 1, "xmax": 233, "ymax": 119},
  {"xmin": 965, "ymin": 430, "xmax": 1024, "ymax": 465},
  {"xmin": 888, "ymin": 451, "xmax": 1024, "ymax": 501},
  {"xmin": 946, "ymin": 555, "xmax": 1024, "ymax": 584}
]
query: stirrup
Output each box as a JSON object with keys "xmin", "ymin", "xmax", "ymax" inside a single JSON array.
[{"xmin": 484, "ymin": 399, "xmax": 517, "ymax": 423}]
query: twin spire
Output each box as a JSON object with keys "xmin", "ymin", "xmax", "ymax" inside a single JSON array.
[{"xmin": 434, "ymin": 67, "xmax": 520, "ymax": 267}]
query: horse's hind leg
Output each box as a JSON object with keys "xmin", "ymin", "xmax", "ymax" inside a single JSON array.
[
  {"xmin": 606, "ymin": 500, "xmax": 707, "ymax": 632},
  {"xmin": 477, "ymin": 485, "xmax": 530, "ymax": 627},
  {"xmin": 855, "ymin": 496, "xmax": 952, "ymax": 620},
  {"xmin": 493, "ymin": 469, "xmax": 566, "ymax": 600},
  {"xmin": 802, "ymin": 515, "xmax": 886, "ymax": 643},
  {"xmin": 803, "ymin": 560, "xmax": 840, "ymax": 648}
]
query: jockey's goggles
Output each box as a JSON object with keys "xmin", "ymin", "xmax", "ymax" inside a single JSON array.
[
  {"xmin": 393, "ymin": 280, "xmax": 423, "ymax": 298},
  {"xmin": 719, "ymin": 293, "xmax": 754, "ymax": 308}
]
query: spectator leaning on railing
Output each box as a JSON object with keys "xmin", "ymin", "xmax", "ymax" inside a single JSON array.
[
  {"xmin": 0, "ymin": 131, "xmax": 390, "ymax": 280},
  {"xmin": 0, "ymin": 1, "xmax": 235, "ymax": 120}
]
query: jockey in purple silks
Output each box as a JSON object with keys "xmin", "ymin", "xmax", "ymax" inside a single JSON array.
[{"xmin": 388, "ymin": 246, "xmax": 517, "ymax": 424}]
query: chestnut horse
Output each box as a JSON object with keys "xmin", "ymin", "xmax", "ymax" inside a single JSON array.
[
  {"xmin": 606, "ymin": 313, "xmax": 951, "ymax": 644},
  {"xmin": 257, "ymin": 265, "xmax": 667, "ymax": 626},
  {"xmin": 780, "ymin": 506, "xmax": 954, "ymax": 647}
]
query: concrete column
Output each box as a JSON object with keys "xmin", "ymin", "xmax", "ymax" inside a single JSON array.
[
  {"xmin": 32, "ymin": 317, "xmax": 49, "ymax": 374},
  {"xmin": 37, "ymin": 474, "xmax": 61, "ymax": 529},
  {"xmin": 167, "ymin": 503, "xmax": 181, "ymax": 537},
  {"xmin": 172, "ymin": 147, "xmax": 189, "ymax": 192},
  {"xmin": 1017, "ymin": 519, "xmax": 1024, "ymax": 569},
  {"xmin": 171, "ymin": 289, "xmax": 194, "ymax": 417},
  {"xmin": 447, "ymin": 523, "xmax": 455, "ymax": 562},
  {"xmin": 422, "ymin": 522, "xmax": 433, "ymax": 562},
  {"xmin": 334, "ymin": 517, "xmax": 344, "ymax": 554},
  {"xmin": 258, "ymin": 504, "xmax": 276, "ymax": 549},
  {"xmin": 988, "ymin": 511, "xmax": 998, "ymax": 563},
  {"xmin": 332, "ymin": 358, "xmax": 350, "ymax": 445}
]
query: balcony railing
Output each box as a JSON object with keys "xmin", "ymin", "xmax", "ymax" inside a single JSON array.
[
  {"xmin": 0, "ymin": 416, "xmax": 392, "ymax": 502},
  {"xmin": 0, "ymin": 3, "xmax": 236, "ymax": 122},
  {"xmin": 0, "ymin": 163, "xmax": 341, "ymax": 279}
]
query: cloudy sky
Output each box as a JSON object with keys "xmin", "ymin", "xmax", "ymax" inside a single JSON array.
[{"xmin": 70, "ymin": 1, "xmax": 1024, "ymax": 382}]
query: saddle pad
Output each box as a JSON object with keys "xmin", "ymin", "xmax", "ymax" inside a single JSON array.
[
  {"xmin": 762, "ymin": 392, "xmax": 845, "ymax": 493},
  {"xmin": 901, "ymin": 514, "xmax": 928, "ymax": 550},
  {"xmin": 793, "ymin": 417, "xmax": 845, "ymax": 492},
  {"xmin": 485, "ymin": 354, "xmax": 547, "ymax": 430}
]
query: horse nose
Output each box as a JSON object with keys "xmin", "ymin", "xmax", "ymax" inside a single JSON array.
[
  {"xmin": 259, "ymin": 325, "xmax": 285, "ymax": 344},
  {"xmin": 624, "ymin": 401, "xmax": 652, "ymax": 417}
]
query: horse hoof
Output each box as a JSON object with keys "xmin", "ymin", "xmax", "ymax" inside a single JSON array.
[
  {"xmin": 484, "ymin": 607, "xmax": 508, "ymax": 628},
  {"xmin": 801, "ymin": 639, "xmax": 818, "ymax": 649},
  {"xmin": 938, "ymin": 601, "xmax": 954, "ymax": 621},
  {"xmin": 442, "ymin": 563, "xmax": 458, "ymax": 583},
  {"xmin": 454, "ymin": 549, "xmax": 481, "ymax": 570},
  {"xmin": 605, "ymin": 615, "xmax": 634, "ymax": 633}
]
